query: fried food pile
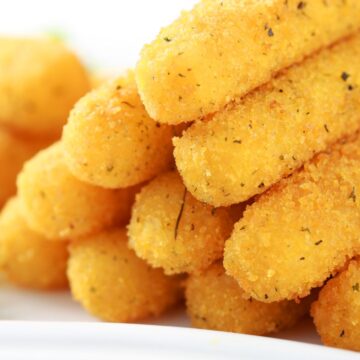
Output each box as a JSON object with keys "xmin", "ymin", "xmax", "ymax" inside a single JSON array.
[
  {"xmin": 1, "ymin": 0, "xmax": 360, "ymax": 351},
  {"xmin": 0, "ymin": 37, "xmax": 90, "ymax": 208}
]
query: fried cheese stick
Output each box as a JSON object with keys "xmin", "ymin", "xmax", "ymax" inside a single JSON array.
[
  {"xmin": 63, "ymin": 72, "xmax": 174, "ymax": 189},
  {"xmin": 174, "ymin": 34, "xmax": 360, "ymax": 206},
  {"xmin": 0, "ymin": 37, "xmax": 90, "ymax": 136},
  {"xmin": 0, "ymin": 198, "xmax": 68, "ymax": 289},
  {"xmin": 68, "ymin": 227, "xmax": 182, "ymax": 322},
  {"xmin": 17, "ymin": 143, "xmax": 135, "ymax": 240},
  {"xmin": 224, "ymin": 133, "xmax": 360, "ymax": 302},
  {"xmin": 128, "ymin": 171, "xmax": 233, "ymax": 275},
  {"xmin": 186, "ymin": 262, "xmax": 312, "ymax": 335},
  {"xmin": 136, "ymin": 0, "xmax": 360, "ymax": 124},
  {"xmin": 311, "ymin": 259, "xmax": 360, "ymax": 351}
]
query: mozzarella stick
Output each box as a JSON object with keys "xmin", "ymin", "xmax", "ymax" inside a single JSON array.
[
  {"xmin": 128, "ymin": 171, "xmax": 233, "ymax": 275},
  {"xmin": 136, "ymin": 0, "xmax": 360, "ymax": 124},
  {"xmin": 0, "ymin": 127, "xmax": 53, "ymax": 207},
  {"xmin": 174, "ymin": 34, "xmax": 360, "ymax": 206},
  {"xmin": 63, "ymin": 72, "xmax": 174, "ymax": 189},
  {"xmin": 224, "ymin": 133, "xmax": 360, "ymax": 303},
  {"xmin": 186, "ymin": 262, "xmax": 312, "ymax": 335},
  {"xmin": 0, "ymin": 37, "xmax": 90, "ymax": 136},
  {"xmin": 17, "ymin": 143, "xmax": 136, "ymax": 240},
  {"xmin": 311, "ymin": 259, "xmax": 360, "ymax": 351},
  {"xmin": 0, "ymin": 198, "xmax": 68, "ymax": 290},
  {"xmin": 68, "ymin": 227, "xmax": 182, "ymax": 322}
]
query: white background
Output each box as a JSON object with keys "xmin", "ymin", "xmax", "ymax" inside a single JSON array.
[{"xmin": 0, "ymin": 0, "xmax": 197, "ymax": 69}]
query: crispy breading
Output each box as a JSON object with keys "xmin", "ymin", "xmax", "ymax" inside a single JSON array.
[
  {"xmin": 174, "ymin": 34, "xmax": 360, "ymax": 206},
  {"xmin": 311, "ymin": 259, "xmax": 360, "ymax": 351},
  {"xmin": 224, "ymin": 133, "xmax": 360, "ymax": 302},
  {"xmin": 186, "ymin": 262, "xmax": 311, "ymax": 335},
  {"xmin": 0, "ymin": 127, "xmax": 53, "ymax": 207},
  {"xmin": 128, "ymin": 171, "xmax": 233, "ymax": 275},
  {"xmin": 68, "ymin": 227, "xmax": 182, "ymax": 322},
  {"xmin": 62, "ymin": 72, "xmax": 174, "ymax": 189},
  {"xmin": 17, "ymin": 143, "xmax": 135, "ymax": 240},
  {"xmin": 0, "ymin": 37, "xmax": 90, "ymax": 136},
  {"xmin": 136, "ymin": 0, "xmax": 360, "ymax": 124},
  {"xmin": 0, "ymin": 198, "xmax": 68, "ymax": 289}
]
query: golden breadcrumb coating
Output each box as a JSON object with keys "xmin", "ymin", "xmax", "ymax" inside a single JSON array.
[
  {"xmin": 68, "ymin": 227, "xmax": 182, "ymax": 322},
  {"xmin": 186, "ymin": 262, "xmax": 311, "ymax": 335},
  {"xmin": 174, "ymin": 34, "xmax": 360, "ymax": 206},
  {"xmin": 136, "ymin": 0, "xmax": 360, "ymax": 124},
  {"xmin": 311, "ymin": 259, "xmax": 360, "ymax": 351},
  {"xmin": 17, "ymin": 143, "xmax": 135, "ymax": 240},
  {"xmin": 0, "ymin": 198, "xmax": 68, "ymax": 290},
  {"xmin": 62, "ymin": 72, "xmax": 174, "ymax": 188},
  {"xmin": 224, "ymin": 133, "xmax": 360, "ymax": 303},
  {"xmin": 0, "ymin": 37, "xmax": 90, "ymax": 136},
  {"xmin": 0, "ymin": 127, "xmax": 53, "ymax": 207},
  {"xmin": 128, "ymin": 171, "xmax": 233, "ymax": 275}
]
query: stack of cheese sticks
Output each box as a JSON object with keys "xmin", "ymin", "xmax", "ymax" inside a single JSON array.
[{"xmin": 1, "ymin": 0, "xmax": 360, "ymax": 351}]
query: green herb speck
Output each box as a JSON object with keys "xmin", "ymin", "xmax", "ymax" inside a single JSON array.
[
  {"xmin": 349, "ymin": 187, "xmax": 356, "ymax": 202},
  {"xmin": 297, "ymin": 1, "xmax": 306, "ymax": 10},
  {"xmin": 174, "ymin": 188, "xmax": 187, "ymax": 239},
  {"xmin": 341, "ymin": 72, "xmax": 350, "ymax": 81}
]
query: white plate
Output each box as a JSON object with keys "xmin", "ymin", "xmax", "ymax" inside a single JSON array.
[
  {"xmin": 0, "ymin": 320, "xmax": 356, "ymax": 360},
  {"xmin": 0, "ymin": 283, "xmax": 357, "ymax": 359},
  {"xmin": 0, "ymin": 1, "xmax": 358, "ymax": 358}
]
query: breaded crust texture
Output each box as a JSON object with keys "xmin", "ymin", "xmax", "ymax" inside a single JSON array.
[
  {"xmin": 68, "ymin": 227, "xmax": 182, "ymax": 322},
  {"xmin": 174, "ymin": 34, "xmax": 360, "ymax": 206},
  {"xmin": 0, "ymin": 198, "xmax": 68, "ymax": 290},
  {"xmin": 0, "ymin": 127, "xmax": 53, "ymax": 207},
  {"xmin": 17, "ymin": 143, "xmax": 135, "ymax": 240},
  {"xmin": 186, "ymin": 262, "xmax": 311, "ymax": 335},
  {"xmin": 63, "ymin": 72, "xmax": 174, "ymax": 189},
  {"xmin": 0, "ymin": 37, "xmax": 90, "ymax": 136},
  {"xmin": 224, "ymin": 133, "xmax": 360, "ymax": 302},
  {"xmin": 311, "ymin": 259, "xmax": 360, "ymax": 351},
  {"xmin": 128, "ymin": 171, "xmax": 233, "ymax": 274},
  {"xmin": 136, "ymin": 0, "xmax": 360, "ymax": 124}
]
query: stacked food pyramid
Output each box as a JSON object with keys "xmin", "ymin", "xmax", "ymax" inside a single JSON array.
[{"xmin": 1, "ymin": 0, "xmax": 360, "ymax": 351}]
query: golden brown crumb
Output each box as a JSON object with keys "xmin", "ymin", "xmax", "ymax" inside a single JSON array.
[
  {"xmin": 0, "ymin": 37, "xmax": 90, "ymax": 136},
  {"xmin": 17, "ymin": 142, "xmax": 135, "ymax": 240},
  {"xmin": 136, "ymin": 0, "xmax": 360, "ymax": 124},
  {"xmin": 186, "ymin": 262, "xmax": 311, "ymax": 335},
  {"xmin": 128, "ymin": 171, "xmax": 233, "ymax": 274},
  {"xmin": 68, "ymin": 227, "xmax": 182, "ymax": 322},
  {"xmin": 62, "ymin": 71, "xmax": 174, "ymax": 189},
  {"xmin": 224, "ymin": 133, "xmax": 360, "ymax": 302},
  {"xmin": 0, "ymin": 198, "xmax": 68, "ymax": 290},
  {"xmin": 0, "ymin": 127, "xmax": 53, "ymax": 207},
  {"xmin": 174, "ymin": 34, "xmax": 360, "ymax": 206},
  {"xmin": 311, "ymin": 259, "xmax": 360, "ymax": 351}
]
